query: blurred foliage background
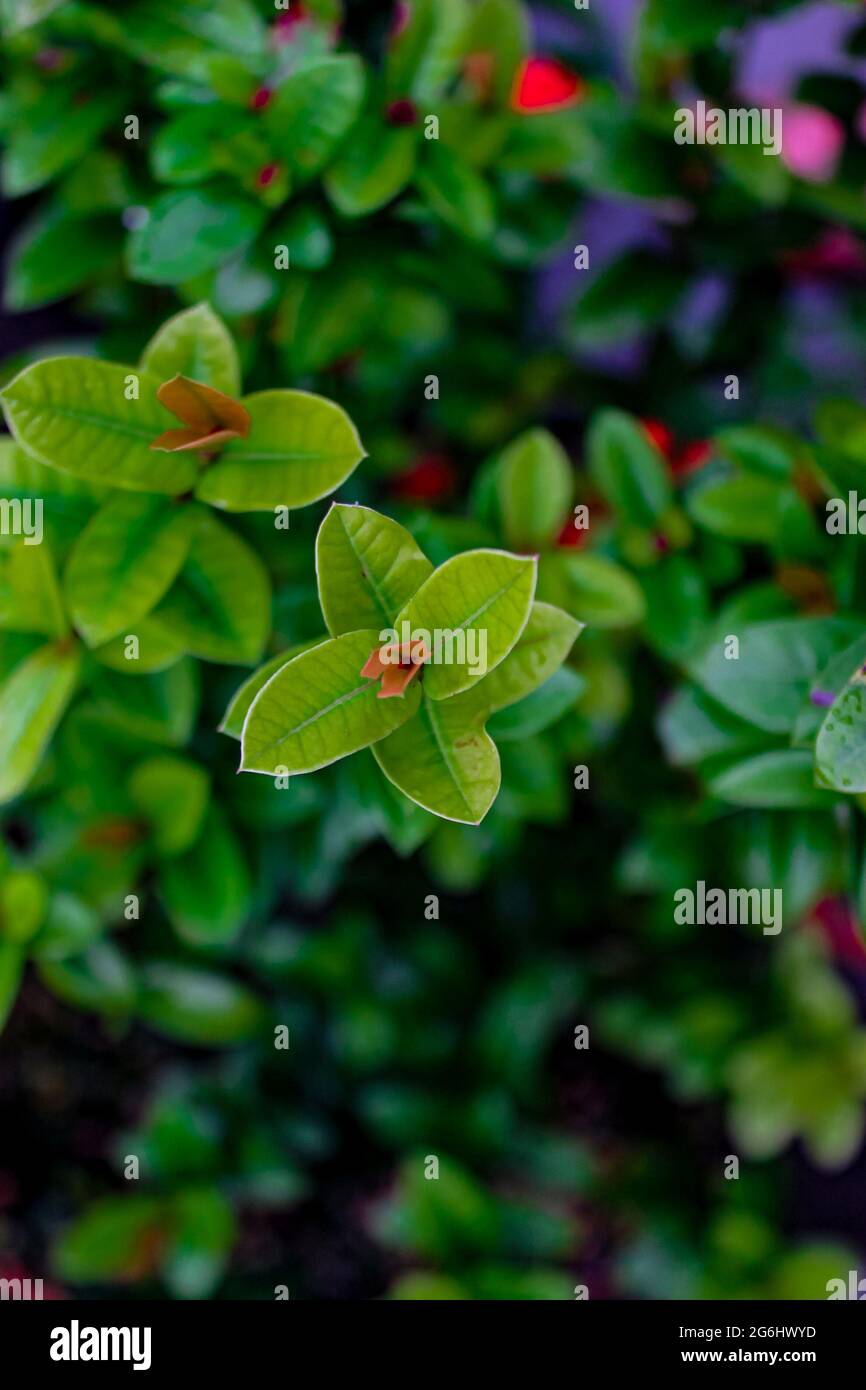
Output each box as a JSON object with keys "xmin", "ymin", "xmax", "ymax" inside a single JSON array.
[{"xmin": 3, "ymin": 0, "xmax": 866, "ymax": 1299}]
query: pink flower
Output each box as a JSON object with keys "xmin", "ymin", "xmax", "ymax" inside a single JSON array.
[{"xmin": 781, "ymin": 105, "xmax": 845, "ymax": 183}]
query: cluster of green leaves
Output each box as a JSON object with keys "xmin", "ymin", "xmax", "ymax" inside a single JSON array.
[{"xmin": 232, "ymin": 501, "xmax": 580, "ymax": 824}]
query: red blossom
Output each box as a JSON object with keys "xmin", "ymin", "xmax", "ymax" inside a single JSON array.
[
  {"xmin": 256, "ymin": 162, "xmax": 282, "ymax": 189},
  {"xmin": 510, "ymin": 57, "xmax": 583, "ymax": 114},
  {"xmin": 390, "ymin": 454, "xmax": 457, "ymax": 502},
  {"xmin": 249, "ymin": 86, "xmax": 272, "ymax": 111}
]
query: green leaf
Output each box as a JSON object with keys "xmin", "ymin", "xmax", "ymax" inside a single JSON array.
[
  {"xmin": 140, "ymin": 303, "xmax": 241, "ymax": 396},
  {"xmin": 386, "ymin": 0, "xmax": 470, "ymax": 102},
  {"xmin": 54, "ymin": 1196, "xmax": 168, "ymax": 1284},
  {"xmin": 128, "ymin": 754, "xmax": 210, "ymax": 856},
  {"xmin": 0, "ymin": 641, "xmax": 81, "ymax": 802},
  {"xmin": 0, "ymin": 941, "xmax": 24, "ymax": 1032},
  {"xmin": 537, "ymin": 551, "xmax": 646, "ymax": 628},
  {"xmin": 1, "ymin": 357, "xmax": 196, "ymax": 494},
  {"xmin": 453, "ymin": 601, "xmax": 582, "ymax": 721},
  {"xmin": 1, "ymin": 87, "xmax": 117, "ymax": 197},
  {"xmin": 150, "ymin": 104, "xmax": 254, "ymax": 186},
  {"xmin": 195, "ymin": 389, "xmax": 365, "ymax": 512},
  {"xmin": 395, "ymin": 549, "xmax": 537, "ymax": 699},
  {"xmin": 657, "ymin": 686, "xmax": 768, "ymax": 768},
  {"xmin": 463, "ymin": 0, "xmax": 527, "ymax": 104},
  {"xmin": 374, "ymin": 601, "xmax": 580, "ymax": 823},
  {"xmin": 4, "ymin": 209, "xmax": 119, "ymax": 311},
  {"xmin": 64, "ymin": 495, "xmax": 200, "ymax": 647},
  {"xmin": 487, "ymin": 666, "xmax": 584, "ymax": 741},
  {"xmin": 163, "ymin": 1188, "xmax": 235, "ymax": 1300},
  {"xmin": 816, "ymin": 668, "xmax": 866, "ymax": 793},
  {"xmin": 270, "ymin": 203, "xmax": 334, "ymax": 270},
  {"xmin": 324, "ymin": 115, "xmax": 417, "ymax": 215},
  {"xmin": 138, "ymin": 962, "xmax": 265, "ymax": 1045},
  {"xmin": 687, "ymin": 475, "xmax": 787, "ymax": 543},
  {"xmin": 316, "ymin": 503, "xmax": 433, "ymax": 637},
  {"xmin": 265, "ymin": 56, "xmax": 365, "ymax": 180},
  {"xmin": 0, "ymin": 870, "xmax": 47, "ymax": 943},
  {"xmin": 586, "ymin": 409, "xmax": 673, "ymax": 527},
  {"xmin": 90, "ymin": 660, "xmax": 199, "ymax": 746},
  {"xmin": 241, "ymin": 629, "xmax": 422, "ymax": 775},
  {"xmin": 159, "ymin": 806, "xmax": 250, "ymax": 945},
  {"xmin": 709, "ymin": 750, "xmax": 834, "ymax": 809},
  {"xmin": 1, "ymin": 0, "xmax": 67, "ymax": 34},
  {"xmin": 147, "ymin": 511, "xmax": 270, "ymax": 665},
  {"xmin": 571, "ymin": 254, "xmax": 688, "ymax": 349},
  {"xmin": 0, "ymin": 538, "xmax": 68, "ymax": 638},
  {"xmin": 128, "ymin": 188, "xmax": 266, "ymax": 285},
  {"xmin": 218, "ymin": 639, "xmax": 326, "ymax": 740},
  {"xmin": 495, "ymin": 428, "xmax": 572, "ymax": 550},
  {"xmin": 93, "ymin": 618, "xmax": 186, "ymax": 675},
  {"xmin": 374, "ymin": 693, "xmax": 500, "ymax": 825},
  {"xmin": 692, "ymin": 618, "xmax": 858, "ymax": 736},
  {"xmin": 415, "ymin": 144, "xmax": 495, "ymax": 242},
  {"xmin": 39, "ymin": 941, "xmax": 136, "ymax": 1018}
]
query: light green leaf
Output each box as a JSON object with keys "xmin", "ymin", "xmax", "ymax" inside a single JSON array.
[
  {"xmin": 537, "ymin": 551, "xmax": 646, "ymax": 628},
  {"xmin": 316, "ymin": 503, "xmax": 433, "ymax": 636},
  {"xmin": 128, "ymin": 754, "xmax": 210, "ymax": 856},
  {"xmin": 709, "ymin": 750, "xmax": 834, "ymax": 809},
  {"xmin": 93, "ymin": 618, "xmax": 186, "ymax": 674},
  {"xmin": 64, "ymin": 495, "xmax": 200, "ymax": 647},
  {"xmin": 265, "ymin": 55, "xmax": 365, "ymax": 180},
  {"xmin": 195, "ymin": 389, "xmax": 365, "ymax": 512},
  {"xmin": 147, "ymin": 511, "xmax": 270, "ymax": 665},
  {"xmin": 159, "ymin": 806, "xmax": 250, "ymax": 946},
  {"xmin": 452, "ymin": 601, "xmax": 582, "ymax": 721},
  {"xmin": 692, "ymin": 617, "xmax": 858, "ymax": 735},
  {"xmin": 495, "ymin": 428, "xmax": 572, "ymax": 549},
  {"xmin": 687, "ymin": 475, "xmax": 787, "ymax": 543},
  {"xmin": 816, "ymin": 669, "xmax": 866, "ymax": 793},
  {"xmin": 241, "ymin": 629, "xmax": 421, "ymax": 775},
  {"xmin": 0, "ymin": 538, "xmax": 68, "ymax": 638},
  {"xmin": 324, "ymin": 116, "xmax": 417, "ymax": 215},
  {"xmin": 140, "ymin": 302, "xmax": 241, "ymax": 396},
  {"xmin": 219, "ymin": 639, "xmax": 327, "ymax": 740},
  {"xmin": 586, "ymin": 408, "xmax": 673, "ymax": 527},
  {"xmin": 38, "ymin": 940, "xmax": 136, "ymax": 1018},
  {"xmin": 374, "ymin": 601, "xmax": 580, "ymax": 823},
  {"xmin": 127, "ymin": 188, "xmax": 266, "ymax": 285},
  {"xmin": 0, "ymin": 357, "xmax": 196, "ymax": 494},
  {"xmin": 395, "ymin": 549, "xmax": 537, "ymax": 700},
  {"xmin": 0, "ymin": 641, "xmax": 81, "ymax": 802},
  {"xmin": 374, "ymin": 693, "xmax": 500, "ymax": 825},
  {"xmin": 163, "ymin": 1188, "xmax": 235, "ymax": 1300}
]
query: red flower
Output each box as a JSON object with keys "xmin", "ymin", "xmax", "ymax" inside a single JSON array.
[
  {"xmin": 555, "ymin": 514, "xmax": 587, "ymax": 548},
  {"xmin": 641, "ymin": 417, "xmax": 675, "ymax": 459},
  {"xmin": 390, "ymin": 454, "xmax": 456, "ymax": 502},
  {"xmin": 249, "ymin": 86, "xmax": 272, "ymax": 111},
  {"xmin": 256, "ymin": 162, "xmax": 282, "ymax": 189},
  {"xmin": 510, "ymin": 57, "xmax": 583, "ymax": 114}
]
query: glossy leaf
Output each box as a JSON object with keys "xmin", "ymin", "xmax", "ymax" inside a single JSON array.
[
  {"xmin": 316, "ymin": 503, "xmax": 433, "ymax": 637},
  {"xmin": 1, "ymin": 358, "xmax": 195, "ymax": 494},
  {"xmin": 128, "ymin": 754, "xmax": 210, "ymax": 856},
  {"xmin": 0, "ymin": 538, "xmax": 67, "ymax": 638},
  {"xmin": 495, "ymin": 428, "xmax": 572, "ymax": 550},
  {"xmin": 241, "ymin": 630, "xmax": 421, "ymax": 776},
  {"xmin": 586, "ymin": 408, "xmax": 673, "ymax": 527},
  {"xmin": 537, "ymin": 550, "xmax": 646, "ymax": 629},
  {"xmin": 195, "ymin": 389, "xmax": 365, "ymax": 512},
  {"xmin": 128, "ymin": 188, "xmax": 266, "ymax": 285},
  {"xmin": 140, "ymin": 302, "xmax": 241, "ymax": 396},
  {"xmin": 159, "ymin": 806, "xmax": 250, "ymax": 945},
  {"xmin": 264, "ymin": 56, "xmax": 365, "ymax": 180},
  {"xmin": 395, "ymin": 549, "xmax": 537, "ymax": 699},
  {"xmin": 64, "ymin": 495, "xmax": 200, "ymax": 647},
  {"xmin": 147, "ymin": 511, "xmax": 270, "ymax": 665},
  {"xmin": 324, "ymin": 116, "xmax": 417, "ymax": 215},
  {"xmin": 0, "ymin": 642, "xmax": 81, "ymax": 803}
]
